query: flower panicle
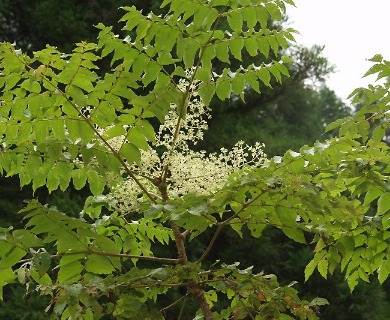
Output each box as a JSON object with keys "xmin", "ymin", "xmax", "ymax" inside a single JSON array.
[{"xmin": 102, "ymin": 68, "xmax": 267, "ymax": 215}]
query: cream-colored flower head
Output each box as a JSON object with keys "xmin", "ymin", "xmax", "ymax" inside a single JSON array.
[{"xmin": 106, "ymin": 68, "xmax": 267, "ymax": 215}]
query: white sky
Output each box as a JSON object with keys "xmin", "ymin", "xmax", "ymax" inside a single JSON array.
[{"xmin": 287, "ymin": 0, "xmax": 390, "ymax": 104}]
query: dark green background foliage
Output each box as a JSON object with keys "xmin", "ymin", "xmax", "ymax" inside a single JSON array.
[{"xmin": 0, "ymin": 0, "xmax": 389, "ymax": 319}]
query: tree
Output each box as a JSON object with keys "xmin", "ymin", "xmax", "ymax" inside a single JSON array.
[
  {"xmin": 0, "ymin": 1, "xmax": 389, "ymax": 319},
  {"xmin": 0, "ymin": 0, "xmax": 166, "ymax": 53},
  {"xmin": 200, "ymin": 81, "xmax": 351, "ymax": 157},
  {"xmin": 199, "ymin": 44, "xmax": 351, "ymax": 156}
]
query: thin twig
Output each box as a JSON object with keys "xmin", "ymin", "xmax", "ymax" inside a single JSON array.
[
  {"xmin": 160, "ymin": 293, "xmax": 190, "ymax": 314},
  {"xmin": 178, "ymin": 295, "xmax": 189, "ymax": 320},
  {"xmin": 197, "ymin": 223, "xmax": 224, "ymax": 263}
]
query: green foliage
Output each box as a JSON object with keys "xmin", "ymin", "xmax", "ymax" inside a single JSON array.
[
  {"xmin": 0, "ymin": 1, "xmax": 390, "ymax": 319},
  {"xmin": 0, "ymin": 0, "xmax": 138, "ymax": 52},
  {"xmin": 201, "ymin": 83, "xmax": 351, "ymax": 156},
  {"xmin": 199, "ymin": 44, "xmax": 350, "ymax": 157},
  {"xmin": 0, "ymin": 286, "xmax": 48, "ymax": 320}
]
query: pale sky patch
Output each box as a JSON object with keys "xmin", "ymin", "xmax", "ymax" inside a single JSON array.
[{"xmin": 287, "ymin": 0, "xmax": 390, "ymax": 103}]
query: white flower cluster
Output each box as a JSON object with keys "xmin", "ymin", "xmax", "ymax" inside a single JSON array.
[
  {"xmin": 106, "ymin": 68, "xmax": 267, "ymax": 215},
  {"xmin": 156, "ymin": 67, "xmax": 210, "ymax": 149},
  {"xmin": 167, "ymin": 141, "xmax": 266, "ymax": 196}
]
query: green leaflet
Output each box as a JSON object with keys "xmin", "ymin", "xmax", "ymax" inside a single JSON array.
[
  {"xmin": 127, "ymin": 126, "xmax": 150, "ymax": 151},
  {"xmin": 0, "ymin": 268, "xmax": 16, "ymax": 300},
  {"xmin": 4, "ymin": 73, "xmax": 21, "ymax": 90},
  {"xmin": 47, "ymin": 162, "xmax": 73, "ymax": 192},
  {"xmin": 120, "ymin": 142, "xmax": 141, "ymax": 165},
  {"xmin": 266, "ymin": 3, "xmax": 282, "ymax": 20},
  {"xmin": 257, "ymin": 5, "xmax": 270, "ymax": 29},
  {"xmin": 377, "ymin": 193, "xmax": 390, "ymax": 215},
  {"xmin": 58, "ymin": 258, "xmax": 83, "ymax": 284},
  {"xmin": 305, "ymin": 251, "xmax": 326, "ymax": 282},
  {"xmin": 231, "ymin": 74, "xmax": 246, "ymax": 96},
  {"xmin": 216, "ymin": 78, "xmax": 232, "ymax": 100},
  {"xmin": 229, "ymin": 38, "xmax": 244, "ymax": 60},
  {"xmin": 32, "ymin": 251, "xmax": 51, "ymax": 277},
  {"xmin": 87, "ymin": 170, "xmax": 105, "ymax": 196},
  {"xmin": 227, "ymin": 10, "xmax": 243, "ymax": 33},
  {"xmin": 85, "ymin": 254, "xmax": 116, "ymax": 274},
  {"xmin": 257, "ymin": 67, "xmax": 271, "ymax": 87},
  {"xmin": 378, "ymin": 260, "xmax": 390, "ymax": 284},
  {"xmin": 317, "ymin": 258, "xmax": 329, "ymax": 279},
  {"xmin": 71, "ymin": 169, "xmax": 88, "ymax": 190},
  {"xmin": 0, "ymin": 244, "xmax": 27, "ymax": 270},
  {"xmin": 245, "ymin": 37, "xmax": 258, "ymax": 57},
  {"xmin": 177, "ymin": 38, "xmax": 200, "ymax": 69},
  {"xmin": 20, "ymin": 78, "xmax": 41, "ymax": 93},
  {"xmin": 365, "ymin": 187, "xmax": 383, "ymax": 205},
  {"xmin": 281, "ymin": 227, "xmax": 306, "ymax": 244},
  {"xmin": 196, "ymin": 81, "xmax": 215, "ymax": 106},
  {"xmin": 247, "ymin": 222, "xmax": 266, "ymax": 238}
]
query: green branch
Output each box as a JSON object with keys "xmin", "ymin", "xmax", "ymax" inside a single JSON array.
[
  {"xmin": 18, "ymin": 249, "xmax": 179, "ymax": 265},
  {"xmin": 197, "ymin": 189, "xmax": 269, "ymax": 263}
]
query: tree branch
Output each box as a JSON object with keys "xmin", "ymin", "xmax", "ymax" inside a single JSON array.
[
  {"xmin": 17, "ymin": 250, "xmax": 179, "ymax": 265},
  {"xmin": 197, "ymin": 189, "xmax": 268, "ymax": 263}
]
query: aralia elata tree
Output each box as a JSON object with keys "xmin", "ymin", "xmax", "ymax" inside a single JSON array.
[{"xmin": 0, "ymin": 0, "xmax": 390, "ymax": 319}]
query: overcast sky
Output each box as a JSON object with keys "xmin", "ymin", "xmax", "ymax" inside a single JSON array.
[{"xmin": 287, "ymin": 0, "xmax": 390, "ymax": 103}]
